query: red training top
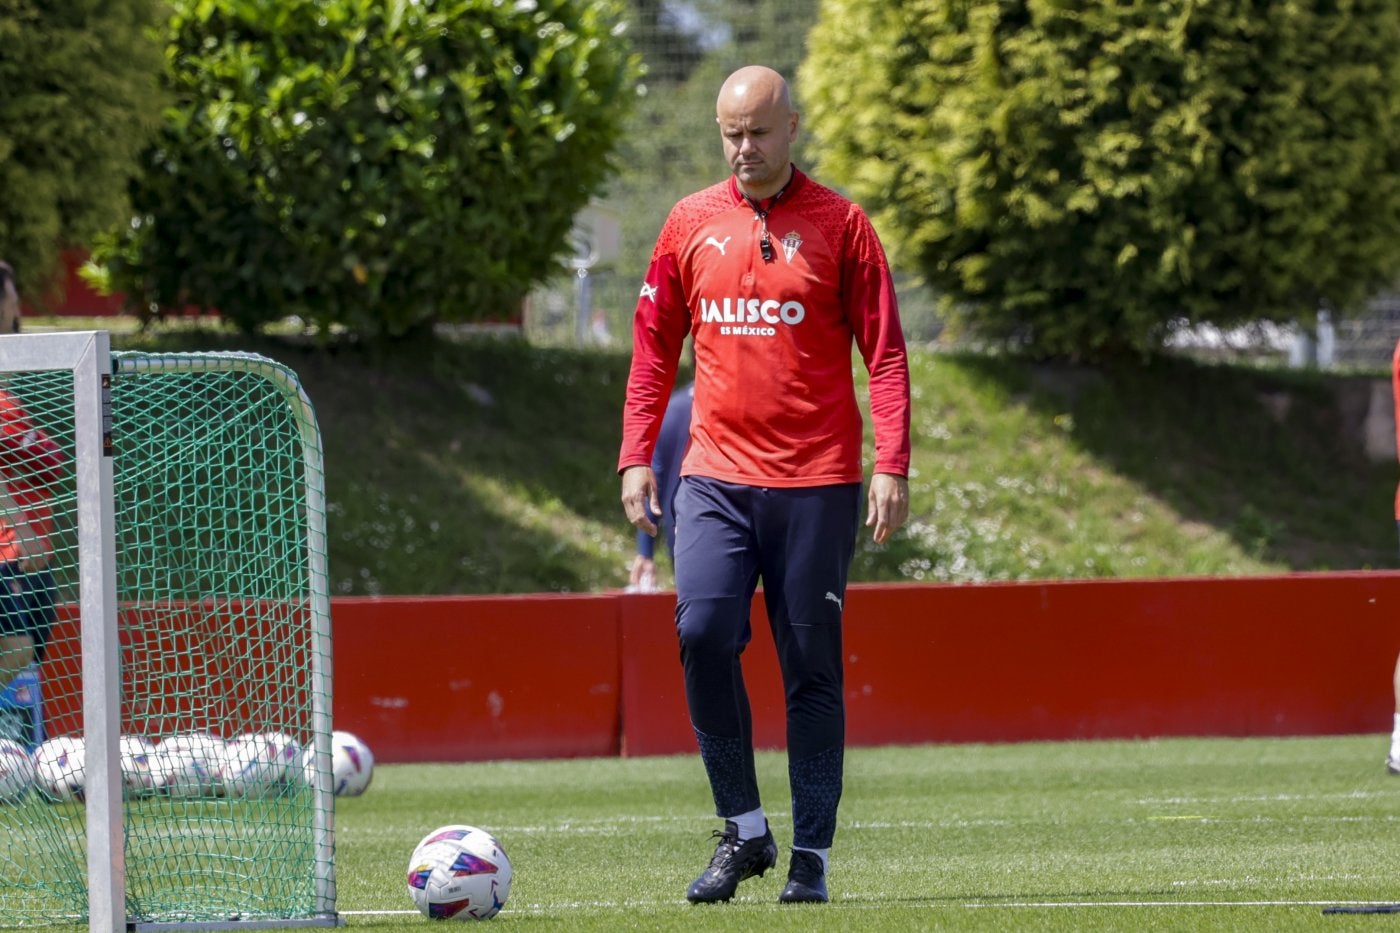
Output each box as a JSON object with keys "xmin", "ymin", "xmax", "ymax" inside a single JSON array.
[
  {"xmin": 0, "ymin": 388, "xmax": 65, "ymax": 563},
  {"xmin": 619, "ymin": 168, "xmax": 910, "ymax": 487}
]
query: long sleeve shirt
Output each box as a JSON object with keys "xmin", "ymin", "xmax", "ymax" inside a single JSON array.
[
  {"xmin": 619, "ymin": 167, "xmax": 910, "ymax": 487},
  {"xmin": 0, "ymin": 388, "xmax": 64, "ymax": 563}
]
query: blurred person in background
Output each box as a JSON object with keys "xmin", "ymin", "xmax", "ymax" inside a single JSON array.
[
  {"xmin": 626, "ymin": 380, "xmax": 693, "ymax": 592},
  {"xmin": 0, "ymin": 261, "xmax": 65, "ymax": 748}
]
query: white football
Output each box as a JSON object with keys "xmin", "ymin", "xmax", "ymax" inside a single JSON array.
[
  {"xmin": 120, "ymin": 735, "xmax": 160, "ymax": 796},
  {"xmin": 0, "ymin": 737, "xmax": 35, "ymax": 803},
  {"xmin": 407, "ymin": 824, "xmax": 512, "ymax": 921},
  {"xmin": 299, "ymin": 743, "xmax": 317, "ymax": 790},
  {"xmin": 156, "ymin": 728, "xmax": 224, "ymax": 773},
  {"xmin": 153, "ymin": 734, "xmax": 221, "ymax": 798},
  {"xmin": 300, "ymin": 730, "xmax": 374, "ymax": 797},
  {"xmin": 256, "ymin": 730, "xmax": 304, "ymax": 787},
  {"xmin": 218, "ymin": 735, "xmax": 283, "ymax": 799},
  {"xmin": 330, "ymin": 730, "xmax": 374, "ymax": 797},
  {"xmin": 33, "ymin": 736, "xmax": 85, "ymax": 802}
]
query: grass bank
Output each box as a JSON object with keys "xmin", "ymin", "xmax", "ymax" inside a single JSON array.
[{"xmin": 96, "ymin": 322, "xmax": 1397, "ymax": 595}]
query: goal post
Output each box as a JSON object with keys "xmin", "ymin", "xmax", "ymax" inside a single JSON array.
[{"xmin": 0, "ymin": 333, "xmax": 338, "ymax": 930}]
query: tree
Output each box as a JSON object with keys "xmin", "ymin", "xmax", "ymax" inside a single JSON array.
[
  {"xmin": 802, "ymin": 0, "xmax": 1400, "ymax": 359},
  {"xmin": 91, "ymin": 0, "xmax": 641, "ymax": 338},
  {"xmin": 590, "ymin": 0, "xmax": 818, "ymax": 325},
  {"xmin": 0, "ymin": 0, "xmax": 164, "ymax": 303}
]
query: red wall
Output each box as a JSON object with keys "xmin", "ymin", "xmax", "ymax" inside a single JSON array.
[
  {"xmin": 32, "ymin": 574, "xmax": 1400, "ymax": 762},
  {"xmin": 330, "ymin": 595, "xmax": 621, "ymax": 761},
  {"xmin": 19, "ymin": 250, "xmax": 126, "ymax": 317},
  {"xmin": 337, "ymin": 573, "xmax": 1400, "ymax": 762}
]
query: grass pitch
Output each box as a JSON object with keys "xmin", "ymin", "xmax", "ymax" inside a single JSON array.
[{"xmin": 333, "ymin": 734, "xmax": 1400, "ymax": 931}]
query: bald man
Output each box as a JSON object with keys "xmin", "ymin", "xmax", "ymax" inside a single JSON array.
[{"xmin": 619, "ymin": 65, "xmax": 912, "ymax": 904}]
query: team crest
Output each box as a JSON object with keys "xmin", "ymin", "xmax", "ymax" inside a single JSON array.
[{"xmin": 781, "ymin": 231, "xmax": 803, "ymax": 262}]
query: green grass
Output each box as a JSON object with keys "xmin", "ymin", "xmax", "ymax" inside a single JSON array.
[
  {"xmin": 323, "ymin": 734, "xmax": 1400, "ymax": 930},
  {"xmin": 10, "ymin": 320, "xmax": 1399, "ymax": 930},
  {"xmin": 53, "ymin": 319, "xmax": 1389, "ymax": 595},
  {"xmin": 16, "ymin": 735, "xmax": 1400, "ymax": 930}
]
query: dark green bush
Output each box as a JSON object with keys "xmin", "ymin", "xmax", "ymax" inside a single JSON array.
[
  {"xmin": 0, "ymin": 0, "xmax": 164, "ymax": 302},
  {"xmin": 92, "ymin": 0, "xmax": 641, "ymax": 337},
  {"xmin": 803, "ymin": 0, "xmax": 1400, "ymax": 359}
]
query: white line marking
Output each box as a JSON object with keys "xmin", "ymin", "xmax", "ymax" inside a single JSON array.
[
  {"xmin": 341, "ymin": 899, "xmax": 1400, "ymax": 917},
  {"xmin": 964, "ymin": 900, "xmax": 1400, "ymax": 909},
  {"xmin": 1139, "ymin": 789, "xmax": 1393, "ymax": 805}
]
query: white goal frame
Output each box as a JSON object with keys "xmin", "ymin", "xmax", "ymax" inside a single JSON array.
[{"xmin": 0, "ymin": 331, "xmax": 338, "ymax": 931}]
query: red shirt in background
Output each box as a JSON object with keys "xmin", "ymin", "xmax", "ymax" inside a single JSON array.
[{"xmin": 0, "ymin": 388, "xmax": 64, "ymax": 564}]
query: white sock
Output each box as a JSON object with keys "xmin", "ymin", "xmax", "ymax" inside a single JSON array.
[
  {"xmin": 795, "ymin": 846, "xmax": 829, "ymax": 873},
  {"xmin": 1390, "ymin": 713, "xmax": 1400, "ymax": 759},
  {"xmin": 728, "ymin": 808, "xmax": 767, "ymax": 841}
]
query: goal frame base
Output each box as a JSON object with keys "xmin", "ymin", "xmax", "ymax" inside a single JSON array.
[{"xmin": 129, "ymin": 914, "xmax": 343, "ymax": 931}]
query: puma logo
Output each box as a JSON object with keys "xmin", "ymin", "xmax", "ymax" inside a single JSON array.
[
  {"xmin": 825, "ymin": 591, "xmax": 843, "ymax": 611},
  {"xmin": 704, "ymin": 236, "xmax": 732, "ymax": 256}
]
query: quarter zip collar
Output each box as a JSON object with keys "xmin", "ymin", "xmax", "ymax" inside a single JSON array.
[{"xmin": 729, "ymin": 165, "xmax": 804, "ymax": 209}]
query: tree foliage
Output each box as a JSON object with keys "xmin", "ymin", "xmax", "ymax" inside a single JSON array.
[
  {"xmin": 803, "ymin": 0, "xmax": 1400, "ymax": 359},
  {"xmin": 92, "ymin": 0, "xmax": 641, "ymax": 337},
  {"xmin": 0, "ymin": 0, "xmax": 164, "ymax": 303}
]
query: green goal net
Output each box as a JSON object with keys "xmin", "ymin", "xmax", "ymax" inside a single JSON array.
[{"xmin": 0, "ymin": 337, "xmax": 336, "ymax": 930}]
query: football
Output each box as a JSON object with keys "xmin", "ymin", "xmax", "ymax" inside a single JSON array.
[
  {"xmin": 303, "ymin": 730, "xmax": 375, "ymax": 797},
  {"xmin": 0, "ymin": 737, "xmax": 34, "ymax": 802},
  {"xmin": 154, "ymin": 733, "xmax": 224, "ymax": 798},
  {"xmin": 257, "ymin": 730, "xmax": 304, "ymax": 787},
  {"xmin": 33, "ymin": 736, "xmax": 85, "ymax": 802},
  {"xmin": 218, "ymin": 734, "xmax": 285, "ymax": 799},
  {"xmin": 406, "ymin": 824, "xmax": 512, "ymax": 921},
  {"xmin": 330, "ymin": 730, "xmax": 374, "ymax": 797},
  {"xmin": 120, "ymin": 735, "xmax": 160, "ymax": 796}
]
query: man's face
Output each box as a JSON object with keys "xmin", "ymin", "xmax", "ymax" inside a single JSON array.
[{"xmin": 717, "ymin": 92, "xmax": 798, "ymax": 199}]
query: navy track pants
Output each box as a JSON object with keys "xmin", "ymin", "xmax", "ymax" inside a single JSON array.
[{"xmin": 672, "ymin": 475, "xmax": 860, "ymax": 849}]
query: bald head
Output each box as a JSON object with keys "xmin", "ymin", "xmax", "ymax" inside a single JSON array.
[
  {"xmin": 717, "ymin": 66, "xmax": 792, "ymax": 115},
  {"xmin": 716, "ymin": 66, "xmax": 798, "ymax": 199}
]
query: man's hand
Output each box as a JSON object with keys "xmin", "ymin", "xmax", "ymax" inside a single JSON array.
[
  {"xmin": 621, "ymin": 465, "xmax": 660, "ymax": 537},
  {"xmin": 865, "ymin": 472, "xmax": 909, "ymax": 544}
]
